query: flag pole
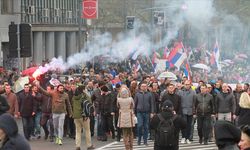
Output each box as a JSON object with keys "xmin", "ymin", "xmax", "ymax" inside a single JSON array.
[{"xmin": 181, "ymin": 42, "xmax": 192, "ymax": 80}]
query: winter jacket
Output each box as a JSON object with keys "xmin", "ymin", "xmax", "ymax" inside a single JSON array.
[
  {"xmin": 1, "ymin": 92, "xmax": 18, "ymax": 116},
  {"xmin": 40, "ymin": 94, "xmax": 52, "ymax": 114},
  {"xmin": 72, "ymin": 92, "xmax": 91, "ymax": 119},
  {"xmin": 215, "ymin": 92, "xmax": 236, "ymax": 114},
  {"xmin": 150, "ymin": 110, "xmax": 186, "ymax": 150},
  {"xmin": 0, "ymin": 113, "xmax": 30, "ymax": 150},
  {"xmin": 214, "ymin": 120, "xmax": 241, "ymax": 150},
  {"xmin": 17, "ymin": 91, "xmax": 35, "ymax": 117},
  {"xmin": 235, "ymin": 107, "xmax": 250, "ymax": 127},
  {"xmin": 96, "ymin": 92, "xmax": 115, "ymax": 115},
  {"xmin": 178, "ymin": 88, "xmax": 196, "ymax": 115},
  {"xmin": 194, "ymin": 93, "xmax": 215, "ymax": 116},
  {"xmin": 0, "ymin": 96, "xmax": 9, "ymax": 116},
  {"xmin": 39, "ymin": 87, "xmax": 73, "ymax": 115},
  {"xmin": 134, "ymin": 91, "xmax": 155, "ymax": 113},
  {"xmin": 33, "ymin": 92, "xmax": 43, "ymax": 112},
  {"xmin": 161, "ymin": 93, "xmax": 182, "ymax": 115}
]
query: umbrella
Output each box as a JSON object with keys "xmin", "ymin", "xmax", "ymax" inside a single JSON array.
[
  {"xmin": 157, "ymin": 71, "xmax": 177, "ymax": 80},
  {"xmin": 223, "ymin": 59, "xmax": 234, "ymax": 64},
  {"xmin": 14, "ymin": 76, "xmax": 29, "ymax": 93},
  {"xmin": 238, "ymin": 53, "xmax": 248, "ymax": 59},
  {"xmin": 192, "ymin": 63, "xmax": 210, "ymax": 70},
  {"xmin": 21, "ymin": 67, "xmax": 38, "ymax": 76}
]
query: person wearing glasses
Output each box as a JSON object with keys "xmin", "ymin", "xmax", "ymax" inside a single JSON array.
[{"xmin": 239, "ymin": 125, "xmax": 250, "ymax": 150}]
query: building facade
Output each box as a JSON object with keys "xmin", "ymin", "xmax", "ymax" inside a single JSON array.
[{"xmin": 0, "ymin": 0, "xmax": 86, "ymax": 70}]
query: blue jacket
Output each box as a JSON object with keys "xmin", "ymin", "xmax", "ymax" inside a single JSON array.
[{"xmin": 134, "ymin": 91, "xmax": 155, "ymax": 113}]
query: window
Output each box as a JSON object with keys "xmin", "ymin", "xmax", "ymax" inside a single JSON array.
[{"xmin": 1, "ymin": 0, "xmax": 13, "ymax": 14}]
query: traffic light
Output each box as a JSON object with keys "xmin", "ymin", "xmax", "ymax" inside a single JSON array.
[
  {"xmin": 126, "ymin": 16, "xmax": 135, "ymax": 29},
  {"xmin": 153, "ymin": 11, "xmax": 164, "ymax": 26},
  {"xmin": 20, "ymin": 24, "xmax": 32, "ymax": 57},
  {"xmin": 8, "ymin": 23, "xmax": 32, "ymax": 58},
  {"xmin": 8, "ymin": 23, "xmax": 18, "ymax": 57}
]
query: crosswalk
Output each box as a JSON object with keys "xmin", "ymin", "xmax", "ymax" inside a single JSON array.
[{"xmin": 97, "ymin": 137, "xmax": 218, "ymax": 150}]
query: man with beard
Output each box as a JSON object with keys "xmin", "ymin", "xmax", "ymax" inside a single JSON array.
[
  {"xmin": 161, "ymin": 83, "xmax": 182, "ymax": 115},
  {"xmin": 38, "ymin": 83, "xmax": 72, "ymax": 145}
]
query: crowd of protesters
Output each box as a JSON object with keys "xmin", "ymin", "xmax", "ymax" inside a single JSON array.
[{"xmin": 0, "ymin": 61, "xmax": 249, "ymax": 150}]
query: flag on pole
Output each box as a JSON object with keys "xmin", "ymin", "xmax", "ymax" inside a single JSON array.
[
  {"xmin": 210, "ymin": 40, "xmax": 221, "ymax": 71},
  {"xmin": 167, "ymin": 42, "xmax": 187, "ymax": 69}
]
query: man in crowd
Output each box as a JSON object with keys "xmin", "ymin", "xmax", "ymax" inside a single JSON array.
[
  {"xmin": 2, "ymin": 84, "xmax": 18, "ymax": 117},
  {"xmin": 178, "ymin": 80, "xmax": 196, "ymax": 144},
  {"xmin": 134, "ymin": 81, "xmax": 155, "ymax": 146},
  {"xmin": 38, "ymin": 83, "xmax": 73, "ymax": 145},
  {"xmin": 215, "ymin": 83, "xmax": 236, "ymax": 122},
  {"xmin": 31, "ymin": 85, "xmax": 43, "ymax": 139},
  {"xmin": 161, "ymin": 83, "xmax": 182, "ymax": 115},
  {"xmin": 40, "ymin": 85, "xmax": 54, "ymax": 142},
  {"xmin": 72, "ymin": 85, "xmax": 95, "ymax": 150},
  {"xmin": 18, "ymin": 84, "xmax": 36, "ymax": 140},
  {"xmin": 194, "ymin": 84, "xmax": 215, "ymax": 145}
]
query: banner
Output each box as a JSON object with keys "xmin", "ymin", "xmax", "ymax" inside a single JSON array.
[{"xmin": 82, "ymin": 0, "xmax": 98, "ymax": 19}]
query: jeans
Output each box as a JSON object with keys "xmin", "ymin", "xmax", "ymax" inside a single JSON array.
[
  {"xmin": 190, "ymin": 117, "xmax": 196, "ymax": 140},
  {"xmin": 53, "ymin": 113, "xmax": 65, "ymax": 139},
  {"xmin": 34, "ymin": 111, "xmax": 42, "ymax": 136},
  {"xmin": 74, "ymin": 118, "xmax": 92, "ymax": 148},
  {"xmin": 90, "ymin": 115, "xmax": 95, "ymax": 136},
  {"xmin": 218, "ymin": 112, "xmax": 231, "ymax": 122},
  {"xmin": 22, "ymin": 116, "xmax": 33, "ymax": 140},
  {"xmin": 197, "ymin": 115, "xmax": 211, "ymax": 142},
  {"xmin": 41, "ymin": 113, "xmax": 54, "ymax": 137},
  {"xmin": 181, "ymin": 114, "xmax": 193, "ymax": 140},
  {"xmin": 137, "ymin": 112, "xmax": 149, "ymax": 144}
]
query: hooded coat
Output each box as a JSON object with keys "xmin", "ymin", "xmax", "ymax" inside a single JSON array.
[
  {"xmin": 214, "ymin": 120, "xmax": 241, "ymax": 150},
  {"xmin": 0, "ymin": 113, "xmax": 30, "ymax": 150}
]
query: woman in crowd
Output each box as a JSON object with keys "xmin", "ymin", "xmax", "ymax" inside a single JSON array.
[
  {"xmin": 239, "ymin": 125, "xmax": 250, "ymax": 150},
  {"xmin": 236, "ymin": 89, "xmax": 250, "ymax": 127},
  {"xmin": 117, "ymin": 85, "xmax": 135, "ymax": 150}
]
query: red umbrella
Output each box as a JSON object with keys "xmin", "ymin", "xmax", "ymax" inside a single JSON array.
[{"xmin": 21, "ymin": 66, "xmax": 38, "ymax": 76}]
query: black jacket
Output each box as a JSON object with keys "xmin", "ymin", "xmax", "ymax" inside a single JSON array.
[
  {"xmin": 0, "ymin": 113, "xmax": 30, "ymax": 150},
  {"xmin": 0, "ymin": 95, "xmax": 9, "ymax": 115},
  {"xmin": 17, "ymin": 91, "xmax": 35, "ymax": 117},
  {"xmin": 194, "ymin": 93, "xmax": 215, "ymax": 116},
  {"xmin": 161, "ymin": 93, "xmax": 182, "ymax": 115},
  {"xmin": 150, "ymin": 111, "xmax": 186, "ymax": 150},
  {"xmin": 97, "ymin": 92, "xmax": 115, "ymax": 115},
  {"xmin": 40, "ymin": 94, "xmax": 52, "ymax": 114},
  {"xmin": 235, "ymin": 107, "xmax": 250, "ymax": 127}
]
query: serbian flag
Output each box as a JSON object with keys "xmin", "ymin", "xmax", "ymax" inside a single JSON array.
[
  {"xmin": 184, "ymin": 62, "xmax": 191, "ymax": 80},
  {"xmin": 167, "ymin": 42, "xmax": 187, "ymax": 69},
  {"xmin": 210, "ymin": 40, "xmax": 221, "ymax": 71}
]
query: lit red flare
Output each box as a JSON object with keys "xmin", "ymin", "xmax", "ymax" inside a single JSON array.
[{"xmin": 32, "ymin": 69, "xmax": 42, "ymax": 79}]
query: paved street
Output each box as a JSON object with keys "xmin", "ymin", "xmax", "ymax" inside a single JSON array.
[
  {"xmin": 97, "ymin": 137, "xmax": 217, "ymax": 150},
  {"xmin": 16, "ymin": 119, "xmax": 217, "ymax": 150}
]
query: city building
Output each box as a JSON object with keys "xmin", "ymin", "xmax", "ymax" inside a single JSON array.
[{"xmin": 0, "ymin": 0, "xmax": 86, "ymax": 70}]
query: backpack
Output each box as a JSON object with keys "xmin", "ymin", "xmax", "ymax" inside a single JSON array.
[
  {"xmin": 155, "ymin": 114, "xmax": 176, "ymax": 147},
  {"xmin": 81, "ymin": 96, "xmax": 94, "ymax": 117}
]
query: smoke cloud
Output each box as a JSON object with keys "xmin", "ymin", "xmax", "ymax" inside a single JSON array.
[{"xmin": 35, "ymin": 0, "xmax": 247, "ymax": 74}]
